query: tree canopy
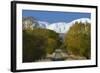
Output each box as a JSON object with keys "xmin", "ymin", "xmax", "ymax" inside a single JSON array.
[
  {"xmin": 23, "ymin": 28, "xmax": 61, "ymax": 62},
  {"xmin": 64, "ymin": 22, "xmax": 91, "ymax": 59}
]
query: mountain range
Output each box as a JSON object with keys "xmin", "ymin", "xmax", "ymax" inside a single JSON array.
[{"xmin": 37, "ymin": 18, "xmax": 91, "ymax": 33}]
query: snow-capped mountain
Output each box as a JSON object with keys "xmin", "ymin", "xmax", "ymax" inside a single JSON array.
[
  {"xmin": 38, "ymin": 21, "xmax": 49, "ymax": 28},
  {"xmin": 46, "ymin": 18, "xmax": 91, "ymax": 33},
  {"xmin": 36, "ymin": 18, "xmax": 90, "ymax": 33},
  {"xmin": 71, "ymin": 18, "xmax": 91, "ymax": 23},
  {"xmin": 23, "ymin": 16, "xmax": 91, "ymax": 33},
  {"xmin": 47, "ymin": 22, "xmax": 67, "ymax": 33}
]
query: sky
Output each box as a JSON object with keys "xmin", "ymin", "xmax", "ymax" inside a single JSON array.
[{"xmin": 22, "ymin": 10, "xmax": 91, "ymax": 24}]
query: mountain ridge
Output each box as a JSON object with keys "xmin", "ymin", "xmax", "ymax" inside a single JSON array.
[{"xmin": 37, "ymin": 18, "xmax": 91, "ymax": 33}]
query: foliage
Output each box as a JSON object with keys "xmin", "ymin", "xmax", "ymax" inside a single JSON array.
[
  {"xmin": 23, "ymin": 28, "xmax": 61, "ymax": 62},
  {"xmin": 32, "ymin": 28, "xmax": 61, "ymax": 54},
  {"xmin": 64, "ymin": 22, "xmax": 91, "ymax": 59},
  {"xmin": 23, "ymin": 30, "xmax": 47, "ymax": 62}
]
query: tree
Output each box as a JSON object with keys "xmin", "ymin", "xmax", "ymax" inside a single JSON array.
[
  {"xmin": 64, "ymin": 22, "xmax": 91, "ymax": 59},
  {"xmin": 23, "ymin": 30, "xmax": 47, "ymax": 62},
  {"xmin": 32, "ymin": 28, "xmax": 61, "ymax": 54},
  {"xmin": 23, "ymin": 28, "xmax": 61, "ymax": 62}
]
